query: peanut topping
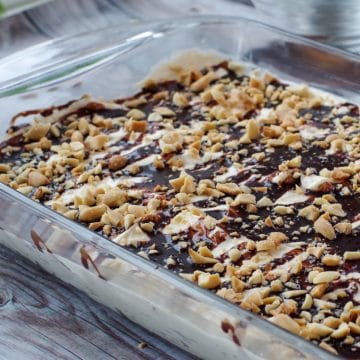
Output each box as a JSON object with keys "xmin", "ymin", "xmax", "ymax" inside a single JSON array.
[
  {"xmin": 306, "ymin": 323, "xmax": 333, "ymax": 340},
  {"xmin": 257, "ymin": 196, "xmax": 273, "ymax": 207},
  {"xmin": 267, "ymin": 232, "xmax": 288, "ymax": 245},
  {"xmin": 344, "ymin": 251, "xmax": 360, "ymax": 261},
  {"xmin": 108, "ymin": 155, "xmax": 128, "ymax": 171},
  {"xmin": 216, "ymin": 183, "xmax": 241, "ymax": 196},
  {"xmin": 127, "ymin": 109, "xmax": 146, "ymax": 120},
  {"xmin": 126, "ymin": 120, "xmax": 147, "ymax": 133},
  {"xmin": 312, "ymin": 271, "xmax": 340, "ymax": 284},
  {"xmin": 197, "ymin": 272, "xmax": 221, "ymax": 289},
  {"xmin": 170, "ymin": 172, "xmax": 196, "ymax": 194},
  {"xmin": 301, "ymin": 294, "xmax": 313, "ymax": 310},
  {"xmin": 159, "ymin": 131, "xmax": 183, "ymax": 154},
  {"xmin": 321, "ymin": 203, "xmax": 346, "ymax": 217},
  {"xmin": 172, "ymin": 92, "xmax": 188, "ymax": 107},
  {"xmin": 25, "ymin": 124, "xmax": 50, "ymax": 141},
  {"xmin": 189, "ymin": 248, "xmax": 218, "ymax": 265},
  {"xmin": 0, "ymin": 163, "xmax": 10, "ymax": 173},
  {"xmin": 321, "ymin": 254, "xmax": 341, "ymax": 267},
  {"xmin": 335, "ymin": 222, "xmax": 352, "ymax": 235},
  {"xmin": 190, "ymin": 71, "xmax": 218, "ymax": 92},
  {"xmin": 102, "ymin": 188, "xmax": 127, "ymax": 208},
  {"xmin": 246, "ymin": 119, "xmax": 260, "ymax": 141},
  {"xmin": 85, "ymin": 134, "xmax": 108, "ymax": 150},
  {"xmin": 231, "ymin": 193, "xmax": 256, "ymax": 206},
  {"xmin": 299, "ymin": 205, "xmax": 320, "ymax": 221},
  {"xmin": 314, "ymin": 217, "xmax": 336, "ymax": 240},
  {"xmin": 270, "ymin": 314, "xmax": 301, "ymax": 335},
  {"xmin": 231, "ymin": 276, "xmax": 245, "ymax": 293},
  {"xmin": 28, "ymin": 171, "xmax": 49, "ymax": 187},
  {"xmin": 331, "ymin": 323, "xmax": 350, "ymax": 339},
  {"xmin": 79, "ymin": 204, "xmax": 107, "ymax": 222},
  {"xmin": 3, "ymin": 59, "xmax": 360, "ymax": 357}
]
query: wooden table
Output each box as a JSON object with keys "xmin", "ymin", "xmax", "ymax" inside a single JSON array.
[
  {"xmin": 0, "ymin": 246, "xmax": 193, "ymax": 360},
  {"xmin": 0, "ymin": 1, "xmax": 358, "ymax": 359}
]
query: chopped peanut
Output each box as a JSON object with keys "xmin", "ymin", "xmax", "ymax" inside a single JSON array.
[
  {"xmin": 314, "ymin": 217, "xmax": 336, "ymax": 240},
  {"xmin": 28, "ymin": 171, "xmax": 49, "ymax": 187}
]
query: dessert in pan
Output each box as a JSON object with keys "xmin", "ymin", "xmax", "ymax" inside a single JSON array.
[{"xmin": 0, "ymin": 55, "xmax": 359, "ymax": 358}]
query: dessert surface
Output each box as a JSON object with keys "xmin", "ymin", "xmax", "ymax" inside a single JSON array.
[{"xmin": 1, "ymin": 59, "xmax": 360, "ymax": 358}]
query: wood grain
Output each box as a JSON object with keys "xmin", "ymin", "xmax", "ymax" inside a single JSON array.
[{"xmin": 0, "ymin": 245, "xmax": 194, "ymax": 360}]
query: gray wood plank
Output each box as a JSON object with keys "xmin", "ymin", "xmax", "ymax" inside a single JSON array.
[{"xmin": 0, "ymin": 244, "xmax": 194, "ymax": 360}]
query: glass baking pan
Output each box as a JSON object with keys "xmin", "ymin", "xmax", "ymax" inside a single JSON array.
[{"xmin": 1, "ymin": 16, "xmax": 358, "ymax": 359}]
